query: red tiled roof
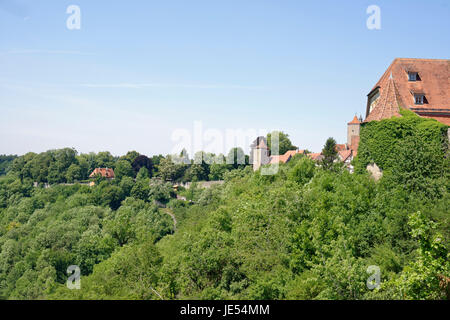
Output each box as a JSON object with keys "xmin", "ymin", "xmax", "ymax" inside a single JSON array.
[
  {"xmin": 348, "ymin": 116, "xmax": 361, "ymax": 125},
  {"xmin": 268, "ymin": 149, "xmax": 306, "ymax": 164},
  {"xmin": 269, "ymin": 153, "xmax": 290, "ymax": 164},
  {"xmin": 365, "ymin": 76, "xmax": 402, "ymax": 122},
  {"xmin": 419, "ymin": 115, "xmax": 450, "ymax": 126},
  {"xmin": 89, "ymin": 168, "xmax": 115, "ymax": 179},
  {"xmin": 365, "ymin": 58, "xmax": 450, "ymax": 124},
  {"xmin": 284, "ymin": 149, "xmax": 304, "ymax": 158},
  {"xmin": 335, "ymin": 144, "xmax": 347, "ymax": 152},
  {"xmin": 269, "ymin": 155, "xmax": 281, "ymax": 164},
  {"xmin": 338, "ymin": 149, "xmax": 352, "ymax": 162},
  {"xmin": 307, "ymin": 153, "xmax": 323, "ymax": 161}
]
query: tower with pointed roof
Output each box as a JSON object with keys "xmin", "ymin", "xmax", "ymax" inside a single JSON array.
[
  {"xmin": 347, "ymin": 115, "xmax": 361, "ymax": 152},
  {"xmin": 250, "ymin": 136, "xmax": 269, "ymax": 171}
]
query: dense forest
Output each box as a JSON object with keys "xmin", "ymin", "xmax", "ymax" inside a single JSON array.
[
  {"xmin": 0, "ymin": 112, "xmax": 448, "ymax": 300},
  {"xmin": 0, "ymin": 155, "xmax": 17, "ymax": 176}
]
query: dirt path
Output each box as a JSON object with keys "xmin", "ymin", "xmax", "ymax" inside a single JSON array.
[{"xmin": 162, "ymin": 208, "xmax": 177, "ymax": 231}]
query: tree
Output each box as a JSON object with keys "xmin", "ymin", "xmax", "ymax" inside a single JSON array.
[
  {"xmin": 97, "ymin": 184, "xmax": 125, "ymax": 210},
  {"xmin": 79, "ymin": 152, "xmax": 98, "ymax": 174},
  {"xmin": 131, "ymin": 179, "xmax": 151, "ymax": 202},
  {"xmin": 184, "ymin": 164, "xmax": 208, "ymax": 182},
  {"xmin": 76, "ymin": 156, "xmax": 90, "ymax": 180},
  {"xmin": 209, "ymin": 164, "xmax": 228, "ymax": 181},
  {"xmin": 136, "ymin": 167, "xmax": 150, "ymax": 180},
  {"xmin": 321, "ymin": 137, "xmax": 337, "ymax": 169},
  {"xmin": 132, "ymin": 155, "xmax": 153, "ymax": 177},
  {"xmin": 157, "ymin": 156, "xmax": 186, "ymax": 182},
  {"xmin": 226, "ymin": 148, "xmax": 246, "ymax": 169},
  {"xmin": 393, "ymin": 212, "xmax": 450, "ymax": 299},
  {"xmin": 289, "ymin": 157, "xmax": 315, "ymax": 185},
  {"xmin": 105, "ymin": 207, "xmax": 136, "ymax": 246},
  {"xmin": 121, "ymin": 151, "xmax": 140, "ymax": 164},
  {"xmin": 96, "ymin": 152, "xmax": 116, "ymax": 169},
  {"xmin": 65, "ymin": 164, "xmax": 82, "ymax": 183},
  {"xmin": 114, "ymin": 160, "xmax": 134, "ymax": 180},
  {"xmin": 119, "ymin": 176, "xmax": 135, "ymax": 197},
  {"xmin": 148, "ymin": 179, "xmax": 175, "ymax": 204},
  {"xmin": 53, "ymin": 148, "xmax": 77, "ymax": 171},
  {"xmin": 0, "ymin": 155, "xmax": 17, "ymax": 176},
  {"xmin": 266, "ymin": 131, "xmax": 297, "ymax": 155}
]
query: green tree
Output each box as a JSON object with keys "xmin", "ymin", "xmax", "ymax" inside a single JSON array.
[
  {"xmin": 157, "ymin": 156, "xmax": 186, "ymax": 182},
  {"xmin": 288, "ymin": 157, "xmax": 315, "ymax": 185},
  {"xmin": 393, "ymin": 212, "xmax": 450, "ymax": 299},
  {"xmin": 131, "ymin": 179, "xmax": 151, "ymax": 201},
  {"xmin": 136, "ymin": 167, "xmax": 150, "ymax": 180},
  {"xmin": 121, "ymin": 151, "xmax": 140, "ymax": 164},
  {"xmin": 65, "ymin": 164, "xmax": 82, "ymax": 183},
  {"xmin": 119, "ymin": 176, "xmax": 135, "ymax": 197},
  {"xmin": 266, "ymin": 131, "xmax": 297, "ymax": 155},
  {"xmin": 149, "ymin": 179, "xmax": 175, "ymax": 204},
  {"xmin": 226, "ymin": 148, "xmax": 246, "ymax": 169},
  {"xmin": 114, "ymin": 160, "xmax": 134, "ymax": 180},
  {"xmin": 132, "ymin": 155, "xmax": 153, "ymax": 177},
  {"xmin": 96, "ymin": 152, "xmax": 116, "ymax": 169},
  {"xmin": 321, "ymin": 137, "xmax": 337, "ymax": 169}
]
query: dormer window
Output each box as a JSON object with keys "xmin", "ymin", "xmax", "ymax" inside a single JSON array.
[
  {"xmin": 414, "ymin": 94, "xmax": 425, "ymax": 105},
  {"xmin": 368, "ymin": 88, "xmax": 380, "ymax": 113},
  {"xmin": 408, "ymin": 72, "xmax": 419, "ymax": 81}
]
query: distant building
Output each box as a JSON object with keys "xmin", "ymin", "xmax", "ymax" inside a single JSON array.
[
  {"xmin": 89, "ymin": 168, "xmax": 115, "ymax": 180},
  {"xmin": 251, "ymin": 59, "xmax": 449, "ymax": 172},
  {"xmin": 365, "ymin": 58, "xmax": 450, "ymax": 125},
  {"xmin": 341, "ymin": 58, "xmax": 450, "ymax": 171},
  {"xmin": 251, "ymin": 135, "xmax": 326, "ymax": 170},
  {"xmin": 251, "ymin": 136, "xmax": 270, "ymax": 171},
  {"xmin": 251, "ymin": 114, "xmax": 362, "ymax": 171},
  {"xmin": 268, "ymin": 149, "xmax": 307, "ymax": 165}
]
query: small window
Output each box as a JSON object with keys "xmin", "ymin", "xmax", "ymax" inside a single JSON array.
[
  {"xmin": 414, "ymin": 94, "xmax": 424, "ymax": 105},
  {"xmin": 408, "ymin": 72, "xmax": 418, "ymax": 81}
]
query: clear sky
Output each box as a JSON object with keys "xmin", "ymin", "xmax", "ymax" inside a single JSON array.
[{"xmin": 1, "ymin": 0, "xmax": 449, "ymax": 157}]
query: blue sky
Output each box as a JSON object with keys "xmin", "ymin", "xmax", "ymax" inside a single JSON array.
[{"xmin": 1, "ymin": 0, "xmax": 449, "ymax": 157}]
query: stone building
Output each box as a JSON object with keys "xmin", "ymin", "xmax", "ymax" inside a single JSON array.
[{"xmin": 250, "ymin": 136, "xmax": 270, "ymax": 171}]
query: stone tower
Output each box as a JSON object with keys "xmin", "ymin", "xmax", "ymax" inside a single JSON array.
[
  {"xmin": 347, "ymin": 115, "xmax": 361, "ymax": 151},
  {"xmin": 250, "ymin": 136, "xmax": 269, "ymax": 171}
]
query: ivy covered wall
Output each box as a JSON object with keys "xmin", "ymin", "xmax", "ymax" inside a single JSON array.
[{"xmin": 354, "ymin": 109, "xmax": 449, "ymax": 195}]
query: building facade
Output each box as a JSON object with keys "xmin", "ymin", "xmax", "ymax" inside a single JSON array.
[{"xmin": 365, "ymin": 58, "xmax": 450, "ymax": 125}]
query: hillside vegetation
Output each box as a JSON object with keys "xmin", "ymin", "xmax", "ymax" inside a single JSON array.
[{"xmin": 0, "ymin": 113, "xmax": 448, "ymax": 300}]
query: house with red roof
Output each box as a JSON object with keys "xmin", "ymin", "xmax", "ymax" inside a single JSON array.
[
  {"xmin": 250, "ymin": 114, "xmax": 363, "ymax": 171},
  {"xmin": 365, "ymin": 58, "xmax": 450, "ymax": 125},
  {"xmin": 251, "ymin": 58, "xmax": 449, "ymax": 172},
  {"xmin": 89, "ymin": 168, "xmax": 115, "ymax": 180}
]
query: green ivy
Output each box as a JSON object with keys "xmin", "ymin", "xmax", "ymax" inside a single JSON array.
[{"xmin": 354, "ymin": 110, "xmax": 449, "ymax": 196}]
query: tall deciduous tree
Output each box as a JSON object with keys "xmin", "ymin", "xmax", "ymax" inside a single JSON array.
[
  {"xmin": 266, "ymin": 131, "xmax": 297, "ymax": 155},
  {"xmin": 114, "ymin": 160, "xmax": 134, "ymax": 180},
  {"xmin": 132, "ymin": 155, "xmax": 153, "ymax": 177}
]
